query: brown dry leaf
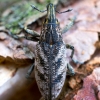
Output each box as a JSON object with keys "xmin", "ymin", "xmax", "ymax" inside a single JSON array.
[
  {"xmin": 56, "ymin": 0, "xmax": 99, "ymax": 63},
  {"xmin": 68, "ymin": 78, "xmax": 77, "ymax": 89},
  {"xmin": 0, "ymin": 66, "xmax": 41, "ymax": 100},
  {"xmin": 0, "ymin": 0, "xmax": 99, "ymax": 65},
  {"xmin": 0, "ymin": 32, "xmax": 34, "ymax": 64},
  {"xmin": 88, "ymin": 57, "xmax": 100, "ymax": 65},
  {"xmin": 95, "ymin": 41, "xmax": 100, "ymax": 49},
  {"xmin": 0, "ymin": 42, "xmax": 13, "ymax": 61},
  {"xmin": 78, "ymin": 49, "xmax": 100, "ymax": 75},
  {"xmin": 0, "ymin": 64, "xmax": 16, "ymax": 87},
  {"xmin": 73, "ymin": 67, "xmax": 100, "ymax": 100},
  {"xmin": 57, "ymin": 0, "xmax": 99, "ymax": 30},
  {"xmin": 63, "ymin": 30, "xmax": 98, "ymax": 63},
  {"xmin": 68, "ymin": 71, "xmax": 85, "ymax": 90},
  {"xmin": 65, "ymin": 49, "xmax": 100, "ymax": 100}
]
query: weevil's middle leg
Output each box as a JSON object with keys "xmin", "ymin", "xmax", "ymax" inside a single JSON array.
[
  {"xmin": 66, "ymin": 44, "xmax": 83, "ymax": 64},
  {"xmin": 26, "ymin": 63, "xmax": 34, "ymax": 79},
  {"xmin": 66, "ymin": 44, "xmax": 74, "ymax": 58},
  {"xmin": 61, "ymin": 15, "xmax": 76, "ymax": 34},
  {"xmin": 67, "ymin": 63, "xmax": 75, "ymax": 76}
]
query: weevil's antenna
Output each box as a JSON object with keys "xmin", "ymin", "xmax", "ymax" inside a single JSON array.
[
  {"xmin": 56, "ymin": 9, "xmax": 72, "ymax": 14},
  {"xmin": 31, "ymin": 5, "xmax": 47, "ymax": 13}
]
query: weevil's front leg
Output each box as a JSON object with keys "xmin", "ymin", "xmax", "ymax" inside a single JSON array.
[
  {"xmin": 19, "ymin": 23, "xmax": 40, "ymax": 37},
  {"xmin": 66, "ymin": 44, "xmax": 82, "ymax": 64},
  {"xmin": 67, "ymin": 63, "xmax": 75, "ymax": 76},
  {"xmin": 26, "ymin": 63, "xmax": 34, "ymax": 79},
  {"xmin": 8, "ymin": 31, "xmax": 25, "ymax": 40},
  {"xmin": 8, "ymin": 30, "xmax": 39, "ymax": 41},
  {"xmin": 62, "ymin": 15, "xmax": 76, "ymax": 34}
]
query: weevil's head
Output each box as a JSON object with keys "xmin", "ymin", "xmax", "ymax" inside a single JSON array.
[
  {"xmin": 43, "ymin": 3, "xmax": 59, "ymax": 25},
  {"xmin": 31, "ymin": 3, "xmax": 72, "ymax": 45},
  {"xmin": 40, "ymin": 3, "xmax": 62, "ymax": 45},
  {"xmin": 40, "ymin": 4, "xmax": 61, "ymax": 45},
  {"xmin": 31, "ymin": 3, "xmax": 72, "ymax": 25}
]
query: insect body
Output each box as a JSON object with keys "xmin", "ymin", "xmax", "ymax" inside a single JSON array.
[
  {"xmin": 35, "ymin": 4, "xmax": 67, "ymax": 99},
  {"xmin": 8, "ymin": 3, "xmax": 80, "ymax": 100},
  {"xmin": 34, "ymin": 4, "xmax": 75, "ymax": 100}
]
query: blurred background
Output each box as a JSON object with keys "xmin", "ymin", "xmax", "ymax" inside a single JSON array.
[{"xmin": 0, "ymin": 0, "xmax": 100, "ymax": 100}]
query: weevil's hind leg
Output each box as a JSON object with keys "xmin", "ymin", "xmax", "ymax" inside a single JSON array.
[
  {"xmin": 26, "ymin": 63, "xmax": 34, "ymax": 80},
  {"xmin": 19, "ymin": 23, "xmax": 40, "ymax": 37},
  {"xmin": 66, "ymin": 44, "xmax": 83, "ymax": 64},
  {"xmin": 67, "ymin": 63, "xmax": 75, "ymax": 76},
  {"xmin": 61, "ymin": 15, "xmax": 77, "ymax": 34}
]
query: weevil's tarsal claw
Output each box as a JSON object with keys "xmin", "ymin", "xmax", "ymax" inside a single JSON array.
[
  {"xmin": 26, "ymin": 63, "xmax": 34, "ymax": 80},
  {"xmin": 67, "ymin": 63, "xmax": 75, "ymax": 76}
]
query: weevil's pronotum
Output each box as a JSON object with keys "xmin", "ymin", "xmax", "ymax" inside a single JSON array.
[{"xmin": 9, "ymin": 3, "xmax": 81, "ymax": 100}]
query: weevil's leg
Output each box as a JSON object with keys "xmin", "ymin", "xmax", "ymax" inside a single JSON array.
[
  {"xmin": 8, "ymin": 31, "xmax": 39, "ymax": 41},
  {"xmin": 62, "ymin": 15, "xmax": 76, "ymax": 34},
  {"xmin": 66, "ymin": 44, "xmax": 83, "ymax": 64},
  {"xmin": 66, "ymin": 44, "xmax": 74, "ymax": 58},
  {"xmin": 0, "ymin": 30, "xmax": 21, "ymax": 40},
  {"xmin": 67, "ymin": 63, "xmax": 75, "ymax": 76},
  {"xmin": 19, "ymin": 23, "xmax": 40, "ymax": 37},
  {"xmin": 7, "ymin": 31, "xmax": 20, "ymax": 40},
  {"xmin": 26, "ymin": 63, "xmax": 34, "ymax": 79}
]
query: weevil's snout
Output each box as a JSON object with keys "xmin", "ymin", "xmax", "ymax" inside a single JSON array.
[{"xmin": 46, "ymin": 3, "xmax": 56, "ymax": 23}]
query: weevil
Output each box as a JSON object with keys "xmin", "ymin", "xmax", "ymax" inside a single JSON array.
[{"xmin": 8, "ymin": 3, "xmax": 81, "ymax": 100}]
